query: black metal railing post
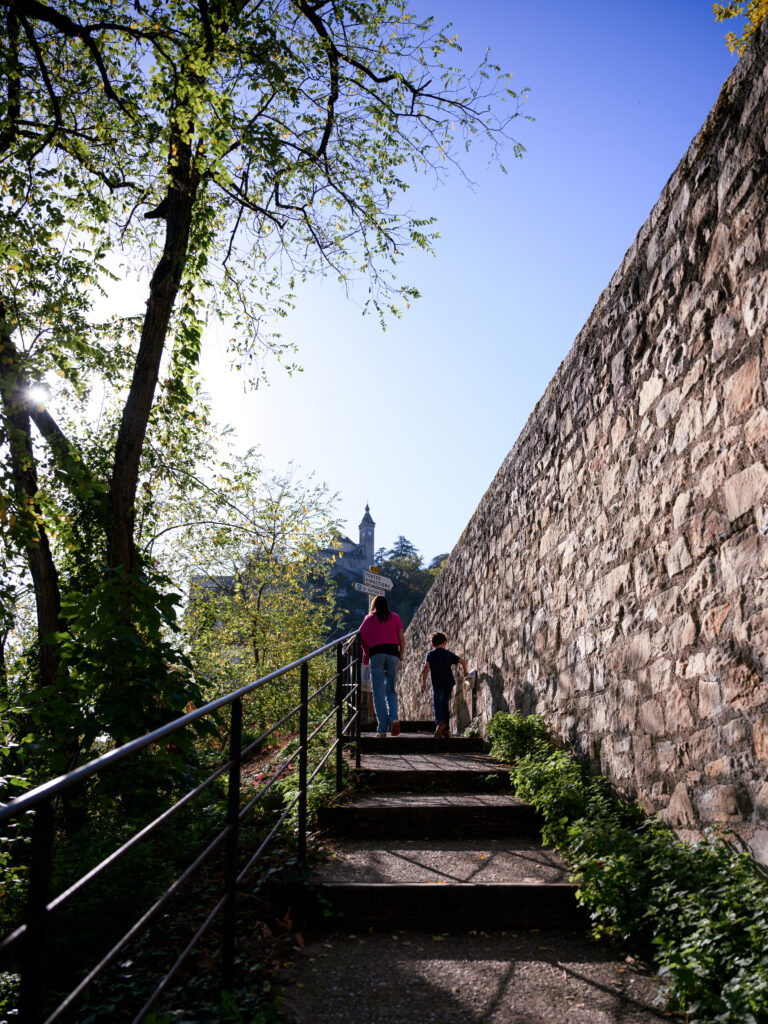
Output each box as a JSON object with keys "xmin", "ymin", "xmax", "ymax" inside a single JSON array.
[
  {"xmin": 297, "ymin": 662, "xmax": 309, "ymax": 862},
  {"xmin": 19, "ymin": 797, "xmax": 56, "ymax": 1024},
  {"xmin": 335, "ymin": 641, "xmax": 344, "ymax": 793},
  {"xmin": 354, "ymin": 638, "xmax": 362, "ymax": 770},
  {"xmin": 221, "ymin": 697, "xmax": 242, "ymax": 990}
]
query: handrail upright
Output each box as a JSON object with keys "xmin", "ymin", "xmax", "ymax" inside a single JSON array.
[
  {"xmin": 19, "ymin": 798, "xmax": 55, "ymax": 1024},
  {"xmin": 354, "ymin": 638, "xmax": 362, "ymax": 770},
  {"xmin": 297, "ymin": 662, "xmax": 309, "ymax": 863},
  {"xmin": 335, "ymin": 641, "xmax": 344, "ymax": 793},
  {"xmin": 222, "ymin": 697, "xmax": 243, "ymax": 989}
]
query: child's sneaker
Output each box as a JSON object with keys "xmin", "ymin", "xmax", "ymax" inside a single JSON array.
[
  {"xmin": 390, "ymin": 721, "xmax": 400, "ymax": 736},
  {"xmin": 434, "ymin": 721, "xmax": 448, "ymax": 738}
]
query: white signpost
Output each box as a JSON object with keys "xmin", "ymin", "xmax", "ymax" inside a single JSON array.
[
  {"xmin": 363, "ymin": 570, "xmax": 394, "ymax": 591},
  {"xmin": 352, "ymin": 581, "xmax": 387, "ymax": 597}
]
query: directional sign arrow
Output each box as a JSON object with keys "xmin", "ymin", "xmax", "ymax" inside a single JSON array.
[
  {"xmin": 363, "ymin": 570, "xmax": 393, "ymax": 590},
  {"xmin": 353, "ymin": 581, "xmax": 387, "ymax": 597}
]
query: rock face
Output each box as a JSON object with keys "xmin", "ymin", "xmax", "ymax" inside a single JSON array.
[{"xmin": 399, "ymin": 23, "xmax": 768, "ymax": 862}]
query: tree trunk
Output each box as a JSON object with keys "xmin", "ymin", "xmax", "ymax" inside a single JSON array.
[
  {"xmin": 108, "ymin": 133, "xmax": 200, "ymax": 572},
  {"xmin": 0, "ymin": 326, "xmax": 62, "ymax": 691}
]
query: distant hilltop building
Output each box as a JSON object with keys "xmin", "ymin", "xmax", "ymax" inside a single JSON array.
[{"xmin": 319, "ymin": 504, "xmax": 376, "ymax": 582}]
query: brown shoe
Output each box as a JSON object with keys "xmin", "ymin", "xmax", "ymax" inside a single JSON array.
[
  {"xmin": 390, "ymin": 721, "xmax": 400, "ymax": 736},
  {"xmin": 434, "ymin": 721, "xmax": 448, "ymax": 738}
]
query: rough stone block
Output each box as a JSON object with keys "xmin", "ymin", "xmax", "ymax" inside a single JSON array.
[
  {"xmin": 723, "ymin": 663, "xmax": 765, "ymax": 711},
  {"xmin": 681, "ymin": 652, "xmax": 707, "ymax": 677},
  {"xmin": 720, "ymin": 531, "xmax": 763, "ymax": 591},
  {"xmin": 650, "ymin": 658, "xmax": 672, "ymax": 694},
  {"xmin": 711, "ymin": 314, "xmax": 740, "ymax": 360},
  {"xmin": 750, "ymin": 829, "xmax": 768, "ymax": 868},
  {"xmin": 742, "ymin": 269, "xmax": 768, "ymax": 335},
  {"xmin": 729, "ymin": 228, "xmax": 761, "ymax": 277},
  {"xmin": 672, "ymin": 490, "xmax": 691, "ymax": 530},
  {"xmin": 666, "ymin": 183, "xmax": 691, "ymax": 241},
  {"xmin": 638, "ymin": 373, "xmax": 664, "ymax": 416},
  {"xmin": 599, "ymin": 562, "xmax": 630, "ymax": 606},
  {"xmin": 611, "ymin": 416, "xmax": 628, "ymax": 450},
  {"xmin": 681, "ymin": 358, "xmax": 705, "ymax": 399},
  {"xmin": 665, "ymin": 684, "xmax": 695, "ymax": 733},
  {"xmin": 697, "ymin": 785, "xmax": 752, "ymax": 823},
  {"xmin": 665, "ymin": 782, "xmax": 696, "ymax": 826},
  {"xmin": 703, "ymin": 222, "xmax": 731, "ymax": 283},
  {"xmin": 718, "ymin": 154, "xmax": 745, "ymax": 210},
  {"xmin": 627, "ymin": 631, "xmax": 651, "ymax": 669},
  {"xmin": 722, "ymin": 718, "xmax": 750, "ymax": 746},
  {"xmin": 602, "ymin": 462, "xmax": 622, "ymax": 506},
  {"xmin": 639, "ymin": 699, "xmax": 666, "ymax": 735},
  {"xmin": 666, "ymin": 536, "xmax": 693, "ymax": 578},
  {"xmin": 704, "ymin": 757, "xmax": 732, "ymax": 777},
  {"xmin": 698, "ymin": 679, "xmax": 723, "ymax": 719},
  {"xmin": 723, "ymin": 463, "xmax": 768, "ymax": 521},
  {"xmin": 754, "ymin": 715, "xmax": 768, "ymax": 760},
  {"xmin": 688, "ymin": 509, "xmax": 727, "ymax": 558},
  {"xmin": 701, "ymin": 602, "xmax": 731, "ymax": 641},
  {"xmin": 670, "ymin": 613, "xmax": 697, "ymax": 653},
  {"xmin": 724, "ymin": 355, "xmax": 762, "ymax": 422},
  {"xmin": 745, "ymin": 407, "xmax": 768, "ymax": 448},
  {"xmin": 675, "ymin": 399, "xmax": 705, "ymax": 455},
  {"xmin": 699, "ymin": 452, "xmax": 733, "ymax": 501},
  {"xmin": 651, "ymin": 587, "xmax": 681, "ymax": 624},
  {"xmin": 734, "ymin": 609, "xmax": 768, "ymax": 645},
  {"xmin": 657, "ymin": 741, "xmax": 678, "ymax": 773}
]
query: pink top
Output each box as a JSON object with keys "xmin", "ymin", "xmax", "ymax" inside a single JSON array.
[{"xmin": 359, "ymin": 612, "xmax": 403, "ymax": 663}]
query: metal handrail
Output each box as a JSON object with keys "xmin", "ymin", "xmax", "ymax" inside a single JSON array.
[
  {"xmin": 0, "ymin": 631, "xmax": 363, "ymax": 1023},
  {"xmin": 0, "ymin": 632, "xmax": 356, "ymax": 823}
]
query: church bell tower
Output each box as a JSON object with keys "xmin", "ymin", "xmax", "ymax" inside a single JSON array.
[{"xmin": 358, "ymin": 504, "xmax": 375, "ymax": 567}]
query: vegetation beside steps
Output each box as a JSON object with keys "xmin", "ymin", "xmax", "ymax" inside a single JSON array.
[{"xmin": 486, "ymin": 711, "xmax": 768, "ymax": 1024}]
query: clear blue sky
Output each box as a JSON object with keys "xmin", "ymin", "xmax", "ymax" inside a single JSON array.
[{"xmin": 200, "ymin": 1, "xmax": 740, "ymax": 564}]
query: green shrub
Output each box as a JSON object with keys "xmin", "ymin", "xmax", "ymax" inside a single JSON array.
[
  {"xmin": 510, "ymin": 748, "xmax": 588, "ymax": 847},
  {"xmin": 487, "ymin": 710, "xmax": 550, "ymax": 762},
  {"xmin": 486, "ymin": 711, "xmax": 768, "ymax": 1023}
]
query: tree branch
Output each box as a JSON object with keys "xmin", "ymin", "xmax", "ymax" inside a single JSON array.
[
  {"xmin": 5, "ymin": 0, "xmax": 128, "ymax": 110},
  {"xmin": 294, "ymin": 0, "xmax": 339, "ymax": 160},
  {"xmin": 0, "ymin": 6, "xmax": 22, "ymax": 152},
  {"xmin": 18, "ymin": 12, "xmax": 62, "ymax": 127}
]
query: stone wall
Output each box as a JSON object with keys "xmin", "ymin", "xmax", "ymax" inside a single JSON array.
[{"xmin": 399, "ymin": 23, "xmax": 768, "ymax": 863}]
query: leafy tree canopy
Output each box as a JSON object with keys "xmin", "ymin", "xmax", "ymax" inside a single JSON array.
[
  {"xmin": 714, "ymin": 0, "xmax": 768, "ymax": 55},
  {"xmin": 0, "ymin": 0, "xmax": 526, "ymax": 769}
]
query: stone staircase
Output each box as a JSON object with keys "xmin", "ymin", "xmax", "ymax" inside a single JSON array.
[
  {"xmin": 282, "ymin": 722, "xmax": 586, "ymax": 932},
  {"xmin": 277, "ymin": 730, "xmax": 666, "ymax": 1022}
]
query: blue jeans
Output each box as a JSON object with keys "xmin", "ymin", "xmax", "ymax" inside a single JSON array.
[
  {"xmin": 369, "ymin": 653, "xmax": 400, "ymax": 733},
  {"xmin": 432, "ymin": 684, "xmax": 452, "ymax": 726}
]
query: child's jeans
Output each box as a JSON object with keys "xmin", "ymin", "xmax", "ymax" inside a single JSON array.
[
  {"xmin": 370, "ymin": 653, "xmax": 399, "ymax": 733},
  {"xmin": 432, "ymin": 683, "xmax": 453, "ymax": 726}
]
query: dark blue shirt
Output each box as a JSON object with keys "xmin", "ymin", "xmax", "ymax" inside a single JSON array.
[{"xmin": 425, "ymin": 647, "xmax": 460, "ymax": 688}]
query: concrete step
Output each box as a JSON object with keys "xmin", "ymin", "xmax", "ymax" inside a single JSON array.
[
  {"xmin": 279, "ymin": 931, "xmax": 665, "ymax": 1024},
  {"xmin": 354, "ymin": 752, "xmax": 510, "ymax": 792},
  {"xmin": 318, "ymin": 793, "xmax": 542, "ymax": 839},
  {"xmin": 397, "ymin": 720, "xmax": 436, "ymax": 733},
  {"xmin": 357, "ymin": 734, "xmax": 484, "ymax": 756},
  {"xmin": 358, "ymin": 720, "xmax": 437, "ymax": 734},
  {"xmin": 279, "ymin": 881, "xmax": 586, "ymax": 931},
  {"xmin": 315, "ymin": 838, "xmax": 569, "ymax": 884},
  {"xmin": 356, "ymin": 767, "xmax": 510, "ymax": 792}
]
